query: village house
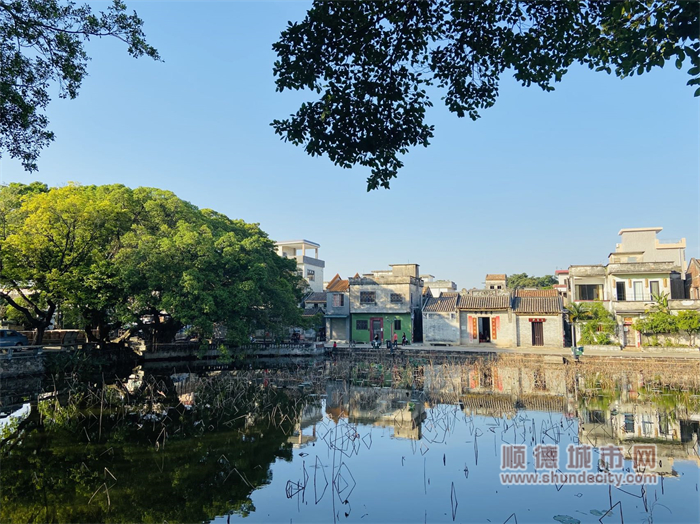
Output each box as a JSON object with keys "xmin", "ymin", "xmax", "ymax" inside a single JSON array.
[
  {"xmin": 421, "ymin": 275, "xmax": 457, "ymax": 297},
  {"xmin": 553, "ymin": 269, "xmax": 569, "ymax": 301},
  {"xmin": 275, "ymin": 239, "xmax": 325, "ymax": 293},
  {"xmin": 512, "ymin": 289, "xmax": 565, "ymax": 348},
  {"xmin": 687, "ymin": 258, "xmax": 700, "ymax": 299},
  {"xmin": 348, "ymin": 264, "xmax": 423, "ymax": 344},
  {"xmin": 484, "ymin": 274, "xmax": 507, "ymax": 290},
  {"xmin": 422, "ymin": 278, "xmax": 565, "ymax": 348},
  {"xmin": 568, "ymin": 227, "xmax": 697, "ymax": 347},
  {"xmin": 301, "ymin": 291, "xmax": 327, "ymax": 340},
  {"xmin": 324, "ymin": 274, "xmax": 350, "ymax": 341}
]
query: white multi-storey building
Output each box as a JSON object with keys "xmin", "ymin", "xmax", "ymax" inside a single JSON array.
[{"xmin": 275, "ymin": 239, "xmax": 325, "ymax": 293}]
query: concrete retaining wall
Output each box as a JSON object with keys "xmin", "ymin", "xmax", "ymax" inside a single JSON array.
[{"xmin": 0, "ymin": 353, "xmax": 44, "ymax": 377}]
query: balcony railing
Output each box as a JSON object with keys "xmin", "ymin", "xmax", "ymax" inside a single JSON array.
[{"xmin": 614, "ymin": 292, "xmax": 656, "ymax": 302}]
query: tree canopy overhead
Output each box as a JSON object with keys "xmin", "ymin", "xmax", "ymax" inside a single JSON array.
[
  {"xmin": 0, "ymin": 0, "xmax": 159, "ymax": 171},
  {"xmin": 272, "ymin": 1, "xmax": 700, "ymax": 190}
]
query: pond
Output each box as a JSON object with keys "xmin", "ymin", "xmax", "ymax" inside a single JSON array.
[{"xmin": 1, "ymin": 354, "xmax": 699, "ymax": 524}]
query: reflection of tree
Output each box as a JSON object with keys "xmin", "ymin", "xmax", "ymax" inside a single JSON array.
[{"xmin": 1, "ymin": 384, "xmax": 302, "ymax": 524}]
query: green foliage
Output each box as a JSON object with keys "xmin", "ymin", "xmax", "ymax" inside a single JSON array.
[
  {"xmin": 506, "ymin": 273, "xmax": 557, "ymax": 289},
  {"xmin": 273, "ymin": 1, "xmax": 700, "ymax": 190},
  {"xmin": 676, "ymin": 310, "xmax": 700, "ymax": 345},
  {"xmin": 633, "ymin": 311, "xmax": 678, "ymax": 335},
  {"xmin": 578, "ymin": 302, "xmax": 616, "ymax": 345},
  {"xmin": 0, "ymin": 0, "xmax": 159, "ymax": 171},
  {"xmin": 0, "ymin": 183, "xmax": 305, "ymax": 345}
]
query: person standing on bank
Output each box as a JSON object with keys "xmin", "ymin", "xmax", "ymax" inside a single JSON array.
[
  {"xmin": 393, "ymin": 332, "xmax": 398, "ymax": 349},
  {"xmin": 402, "ymin": 333, "xmax": 407, "ymax": 345}
]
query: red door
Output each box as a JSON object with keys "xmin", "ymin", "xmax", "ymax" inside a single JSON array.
[{"xmin": 370, "ymin": 317, "xmax": 383, "ymax": 342}]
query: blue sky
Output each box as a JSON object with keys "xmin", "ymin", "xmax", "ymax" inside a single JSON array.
[{"xmin": 2, "ymin": 1, "xmax": 698, "ymax": 289}]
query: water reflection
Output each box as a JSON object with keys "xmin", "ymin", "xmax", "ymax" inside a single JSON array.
[{"xmin": 1, "ymin": 354, "xmax": 699, "ymax": 523}]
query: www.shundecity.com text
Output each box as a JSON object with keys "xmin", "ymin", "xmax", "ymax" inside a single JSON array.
[{"xmin": 500, "ymin": 470, "xmax": 658, "ymax": 487}]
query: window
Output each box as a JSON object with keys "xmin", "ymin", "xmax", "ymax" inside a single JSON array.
[
  {"xmin": 390, "ymin": 293, "xmax": 403, "ymax": 303},
  {"xmin": 650, "ymin": 280, "xmax": 660, "ymax": 297},
  {"xmin": 616, "ymin": 281, "xmax": 626, "ymax": 301},
  {"xmin": 360, "ymin": 291, "xmax": 376, "ymax": 304},
  {"xmin": 489, "ymin": 285, "xmax": 494, "ymax": 289},
  {"xmin": 588, "ymin": 410, "xmax": 605, "ymax": 424},
  {"xmin": 332, "ymin": 294, "xmax": 344, "ymax": 307},
  {"xmin": 624, "ymin": 414, "xmax": 635, "ymax": 433},
  {"xmin": 307, "ymin": 269, "xmax": 315, "ymax": 281},
  {"xmin": 451, "ymin": 313, "xmax": 456, "ymax": 319},
  {"xmin": 576, "ymin": 284, "xmax": 602, "ymax": 300},
  {"xmin": 394, "ymin": 319, "xmax": 401, "ymax": 330},
  {"xmin": 356, "ymin": 320, "xmax": 368, "ymax": 330}
]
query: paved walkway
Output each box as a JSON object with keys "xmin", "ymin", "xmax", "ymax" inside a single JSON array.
[{"xmin": 328, "ymin": 343, "xmax": 700, "ymax": 359}]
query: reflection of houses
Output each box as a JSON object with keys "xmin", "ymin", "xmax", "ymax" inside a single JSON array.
[
  {"xmin": 422, "ymin": 360, "xmax": 570, "ymax": 416},
  {"xmin": 579, "ymin": 401, "xmax": 700, "ymax": 475},
  {"xmin": 349, "ymin": 264, "xmax": 423, "ymax": 344},
  {"xmin": 568, "ymin": 227, "xmax": 700, "ymax": 347},
  {"xmin": 275, "ymin": 240, "xmax": 325, "ymax": 293},
  {"xmin": 422, "ymin": 283, "xmax": 565, "ymax": 348},
  {"xmin": 325, "ymin": 382, "xmax": 426, "ymax": 440},
  {"xmin": 288, "ymin": 403, "xmax": 324, "ymax": 448}
]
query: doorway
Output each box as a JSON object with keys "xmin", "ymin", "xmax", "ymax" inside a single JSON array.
[
  {"xmin": 478, "ymin": 317, "xmax": 491, "ymax": 343},
  {"xmin": 370, "ymin": 317, "xmax": 383, "ymax": 342},
  {"xmin": 531, "ymin": 321, "xmax": 544, "ymax": 346},
  {"xmin": 623, "ymin": 318, "xmax": 636, "ymax": 347}
]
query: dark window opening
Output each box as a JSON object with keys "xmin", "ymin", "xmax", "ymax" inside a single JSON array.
[
  {"xmin": 616, "ymin": 281, "xmax": 626, "ymax": 301},
  {"xmin": 356, "ymin": 320, "xmax": 368, "ymax": 330},
  {"xmin": 576, "ymin": 284, "xmax": 602, "ymax": 301}
]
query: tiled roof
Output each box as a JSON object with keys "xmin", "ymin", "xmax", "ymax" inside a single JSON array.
[
  {"xmin": 424, "ymin": 296, "xmax": 458, "ymax": 313},
  {"xmin": 457, "ymin": 294, "xmax": 510, "ymax": 310},
  {"xmin": 326, "ymin": 274, "xmax": 349, "ymax": 292},
  {"xmin": 305, "ymin": 292, "xmax": 327, "ymax": 303},
  {"xmin": 513, "ymin": 289, "xmax": 559, "ymax": 297},
  {"xmin": 512, "ymin": 296, "xmax": 563, "ymax": 314},
  {"xmin": 485, "ymin": 274, "xmax": 507, "ymax": 281},
  {"xmin": 302, "ymin": 309, "xmax": 323, "ymax": 317},
  {"xmin": 440, "ymin": 291, "xmax": 459, "ymax": 298}
]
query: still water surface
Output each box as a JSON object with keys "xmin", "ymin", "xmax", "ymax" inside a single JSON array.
[{"xmin": 1, "ymin": 354, "xmax": 699, "ymax": 524}]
